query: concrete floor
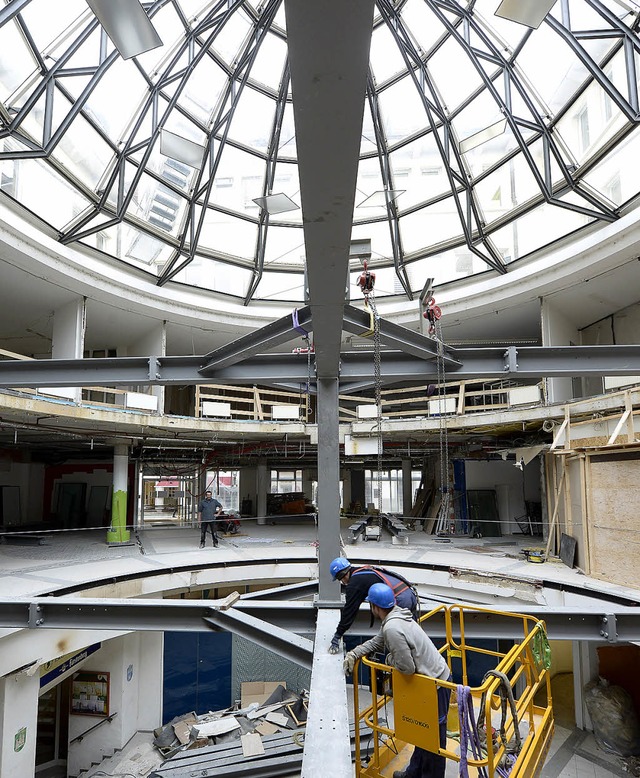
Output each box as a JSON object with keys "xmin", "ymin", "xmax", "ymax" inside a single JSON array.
[{"xmin": 4, "ymin": 520, "xmax": 637, "ymax": 778}]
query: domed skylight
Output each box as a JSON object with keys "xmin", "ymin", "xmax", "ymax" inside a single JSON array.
[{"xmin": 0, "ymin": 0, "xmax": 639, "ymax": 304}]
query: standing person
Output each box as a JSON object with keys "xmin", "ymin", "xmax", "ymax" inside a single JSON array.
[
  {"xmin": 328, "ymin": 557, "xmax": 419, "ymax": 653},
  {"xmin": 197, "ymin": 490, "xmax": 223, "ymax": 548},
  {"xmin": 343, "ymin": 583, "xmax": 452, "ymax": 778}
]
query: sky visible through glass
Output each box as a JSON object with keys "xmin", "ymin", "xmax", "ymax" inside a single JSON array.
[{"xmin": 0, "ymin": 0, "xmax": 639, "ymax": 304}]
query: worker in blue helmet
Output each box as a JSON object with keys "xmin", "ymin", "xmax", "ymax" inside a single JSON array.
[
  {"xmin": 328, "ymin": 557, "xmax": 419, "ymax": 654},
  {"xmin": 344, "ymin": 583, "xmax": 452, "ymax": 778}
]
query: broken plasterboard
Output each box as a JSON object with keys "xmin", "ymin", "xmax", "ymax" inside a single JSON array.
[
  {"xmin": 255, "ymin": 720, "xmax": 280, "ymax": 736},
  {"xmin": 241, "ymin": 732, "xmax": 265, "ymax": 758},
  {"xmin": 193, "ymin": 717, "xmax": 241, "ymax": 738},
  {"xmin": 265, "ymin": 712, "xmax": 289, "ymax": 727}
]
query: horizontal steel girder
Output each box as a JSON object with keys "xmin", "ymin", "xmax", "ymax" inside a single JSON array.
[
  {"xmin": 2, "ymin": 344, "xmax": 640, "ymax": 387},
  {"xmin": 1, "ymin": 597, "xmax": 639, "ymax": 642},
  {"xmin": 342, "ymin": 304, "xmax": 460, "ymax": 367},
  {"xmin": 203, "ymin": 608, "xmax": 314, "ymax": 669},
  {"xmin": 198, "ymin": 305, "xmax": 313, "ymax": 375}
]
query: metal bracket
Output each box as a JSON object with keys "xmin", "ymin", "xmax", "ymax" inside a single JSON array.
[
  {"xmin": 503, "ymin": 346, "xmax": 519, "ymax": 373},
  {"xmin": 600, "ymin": 614, "xmax": 618, "ymax": 642},
  {"xmin": 28, "ymin": 602, "xmax": 44, "ymax": 628}
]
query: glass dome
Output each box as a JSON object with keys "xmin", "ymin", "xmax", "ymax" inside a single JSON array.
[{"xmin": 0, "ymin": 0, "xmax": 639, "ymax": 304}]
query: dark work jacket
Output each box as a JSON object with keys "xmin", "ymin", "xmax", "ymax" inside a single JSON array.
[{"xmin": 335, "ymin": 566, "xmax": 418, "ymax": 638}]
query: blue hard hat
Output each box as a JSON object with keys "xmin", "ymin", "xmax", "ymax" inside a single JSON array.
[
  {"xmin": 366, "ymin": 583, "xmax": 396, "ymax": 609},
  {"xmin": 330, "ymin": 557, "xmax": 351, "ymax": 580}
]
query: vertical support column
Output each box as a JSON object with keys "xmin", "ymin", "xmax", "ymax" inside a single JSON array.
[
  {"xmin": 0, "ymin": 671, "xmax": 39, "ymax": 777},
  {"xmin": 573, "ymin": 640, "xmax": 599, "ymax": 731},
  {"xmin": 107, "ymin": 444, "xmax": 130, "ymax": 544},
  {"xmin": 317, "ymin": 378, "xmax": 341, "ymax": 605},
  {"xmin": 49, "ymin": 297, "xmax": 86, "ymax": 403},
  {"xmin": 340, "ymin": 468, "xmax": 351, "ymax": 513},
  {"xmin": 128, "ymin": 321, "xmax": 166, "ymax": 412},
  {"xmin": 402, "ymin": 458, "xmax": 413, "ymax": 517},
  {"xmin": 256, "ymin": 462, "xmax": 268, "ymax": 525}
]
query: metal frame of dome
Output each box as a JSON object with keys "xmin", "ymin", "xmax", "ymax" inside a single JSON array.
[{"xmin": 0, "ymin": 0, "xmax": 639, "ymax": 304}]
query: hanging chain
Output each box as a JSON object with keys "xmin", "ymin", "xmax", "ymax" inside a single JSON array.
[
  {"xmin": 368, "ymin": 294, "xmax": 383, "ymax": 514},
  {"xmin": 434, "ymin": 317, "xmax": 451, "ymax": 532},
  {"xmin": 306, "ymin": 336, "xmax": 312, "ymax": 422}
]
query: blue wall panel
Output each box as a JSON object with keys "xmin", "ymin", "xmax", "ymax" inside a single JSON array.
[{"xmin": 163, "ymin": 631, "xmax": 232, "ymax": 723}]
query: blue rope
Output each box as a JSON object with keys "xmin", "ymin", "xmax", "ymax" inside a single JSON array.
[{"xmin": 457, "ymin": 685, "xmax": 488, "ymax": 778}]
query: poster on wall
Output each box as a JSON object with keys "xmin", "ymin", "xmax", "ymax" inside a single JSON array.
[{"xmin": 70, "ymin": 671, "xmax": 110, "ymax": 716}]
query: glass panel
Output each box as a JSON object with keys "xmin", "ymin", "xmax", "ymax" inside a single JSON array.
[
  {"xmin": 227, "ymin": 87, "xmax": 276, "ymax": 153},
  {"xmin": 9, "ymin": 157, "xmax": 92, "ymax": 228},
  {"xmin": 249, "ymin": 30, "xmax": 287, "ymax": 92},
  {"xmin": 399, "ymin": 197, "xmax": 465, "ymax": 254},
  {"xmin": 582, "ymin": 125, "xmax": 640, "ymax": 206},
  {"xmin": 262, "ymin": 225, "xmax": 305, "ymax": 268},
  {"xmin": 370, "ymin": 20, "xmax": 408, "ymax": 84},
  {"xmin": 198, "ymin": 209, "xmax": 258, "ymax": 259},
  {"xmin": 378, "ymin": 75, "xmax": 429, "ymax": 142},
  {"xmin": 254, "ymin": 270, "xmax": 306, "ymax": 302},
  {"xmin": 0, "ymin": 20, "xmax": 38, "ymax": 101},
  {"xmin": 428, "ymin": 37, "xmax": 484, "ymax": 114},
  {"xmin": 171, "ymin": 255, "xmax": 253, "ymax": 295},
  {"xmin": 489, "ymin": 202, "xmax": 593, "ymax": 262}
]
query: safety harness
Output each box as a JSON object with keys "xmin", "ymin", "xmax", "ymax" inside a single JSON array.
[{"xmin": 351, "ymin": 565, "xmax": 418, "ymax": 607}]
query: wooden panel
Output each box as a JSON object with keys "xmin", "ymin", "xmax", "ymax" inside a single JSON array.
[{"xmin": 588, "ymin": 457, "xmax": 640, "ymax": 586}]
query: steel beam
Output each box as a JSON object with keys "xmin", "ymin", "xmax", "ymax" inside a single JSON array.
[
  {"xmin": 3, "ymin": 344, "xmax": 640, "ymax": 388},
  {"xmin": 342, "ymin": 303, "xmax": 460, "ymax": 366},
  {"xmin": 285, "ymin": 0, "xmax": 375, "ymax": 378},
  {"xmin": 199, "ymin": 306, "xmax": 312, "ymax": 374},
  {"xmin": 316, "ymin": 377, "xmax": 342, "ymax": 606},
  {"xmin": 302, "ymin": 609, "xmax": 352, "ymax": 777},
  {"xmin": 203, "ymin": 608, "xmax": 314, "ymax": 670},
  {"xmin": 2, "ymin": 598, "xmax": 640, "ymax": 641}
]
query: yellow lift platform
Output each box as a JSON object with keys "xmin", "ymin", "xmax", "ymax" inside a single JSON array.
[{"xmin": 353, "ymin": 604, "xmax": 554, "ymax": 778}]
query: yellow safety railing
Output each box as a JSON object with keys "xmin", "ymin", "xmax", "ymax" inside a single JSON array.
[{"xmin": 353, "ymin": 604, "xmax": 554, "ymax": 778}]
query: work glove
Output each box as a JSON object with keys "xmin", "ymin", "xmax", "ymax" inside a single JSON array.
[
  {"xmin": 328, "ymin": 634, "xmax": 341, "ymax": 654},
  {"xmin": 343, "ymin": 651, "xmax": 357, "ymax": 675}
]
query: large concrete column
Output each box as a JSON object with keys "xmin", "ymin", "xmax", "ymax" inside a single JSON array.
[
  {"xmin": 0, "ymin": 670, "xmax": 39, "ymax": 777},
  {"xmin": 316, "ymin": 378, "xmax": 341, "ymax": 605},
  {"xmin": 49, "ymin": 297, "xmax": 86, "ymax": 402},
  {"xmin": 256, "ymin": 462, "xmax": 268, "ymax": 525},
  {"xmin": 402, "ymin": 458, "xmax": 413, "ymax": 517},
  {"xmin": 107, "ymin": 444, "xmax": 130, "ymax": 544}
]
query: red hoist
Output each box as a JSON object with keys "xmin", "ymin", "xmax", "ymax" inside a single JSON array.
[
  {"xmin": 422, "ymin": 294, "xmax": 442, "ymax": 336},
  {"xmin": 357, "ymin": 259, "xmax": 376, "ymax": 298}
]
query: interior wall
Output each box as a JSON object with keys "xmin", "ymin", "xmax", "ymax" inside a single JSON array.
[
  {"xmin": 581, "ymin": 299, "xmax": 640, "ymax": 396},
  {"xmin": 67, "ymin": 633, "xmax": 161, "ymax": 776},
  {"xmin": 463, "ymin": 460, "xmax": 540, "ymax": 534},
  {"xmin": 0, "ymin": 460, "xmax": 44, "ymax": 524},
  {"xmin": 541, "ymin": 299, "xmax": 580, "ymax": 403}
]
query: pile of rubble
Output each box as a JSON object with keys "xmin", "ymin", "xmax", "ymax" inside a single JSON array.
[{"xmin": 152, "ymin": 682, "xmax": 308, "ymax": 763}]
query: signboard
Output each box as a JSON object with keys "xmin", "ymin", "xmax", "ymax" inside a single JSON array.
[
  {"xmin": 70, "ymin": 671, "xmax": 110, "ymax": 717},
  {"xmin": 13, "ymin": 727, "xmax": 26, "ymax": 753},
  {"xmin": 40, "ymin": 643, "xmax": 101, "ymax": 689},
  {"xmin": 392, "ymin": 670, "xmax": 440, "ymax": 753}
]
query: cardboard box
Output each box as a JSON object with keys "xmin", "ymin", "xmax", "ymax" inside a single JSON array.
[{"xmin": 241, "ymin": 681, "xmax": 287, "ymax": 708}]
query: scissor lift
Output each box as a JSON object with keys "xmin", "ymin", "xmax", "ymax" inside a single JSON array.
[{"xmin": 353, "ymin": 605, "xmax": 554, "ymax": 778}]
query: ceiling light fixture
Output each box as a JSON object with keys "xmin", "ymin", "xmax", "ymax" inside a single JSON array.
[
  {"xmin": 357, "ymin": 189, "xmax": 404, "ymax": 208},
  {"xmin": 252, "ymin": 193, "xmax": 299, "ymax": 214},
  {"xmin": 494, "ymin": 0, "xmax": 558, "ymax": 29},
  {"xmin": 86, "ymin": 0, "xmax": 163, "ymax": 59},
  {"xmin": 160, "ymin": 129, "xmax": 205, "ymax": 168}
]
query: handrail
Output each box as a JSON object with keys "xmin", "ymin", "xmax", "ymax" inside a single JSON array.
[{"xmin": 70, "ymin": 711, "xmax": 118, "ymax": 744}]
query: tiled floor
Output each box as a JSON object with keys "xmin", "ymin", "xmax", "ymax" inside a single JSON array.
[{"xmin": 3, "ymin": 521, "xmax": 636, "ymax": 777}]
